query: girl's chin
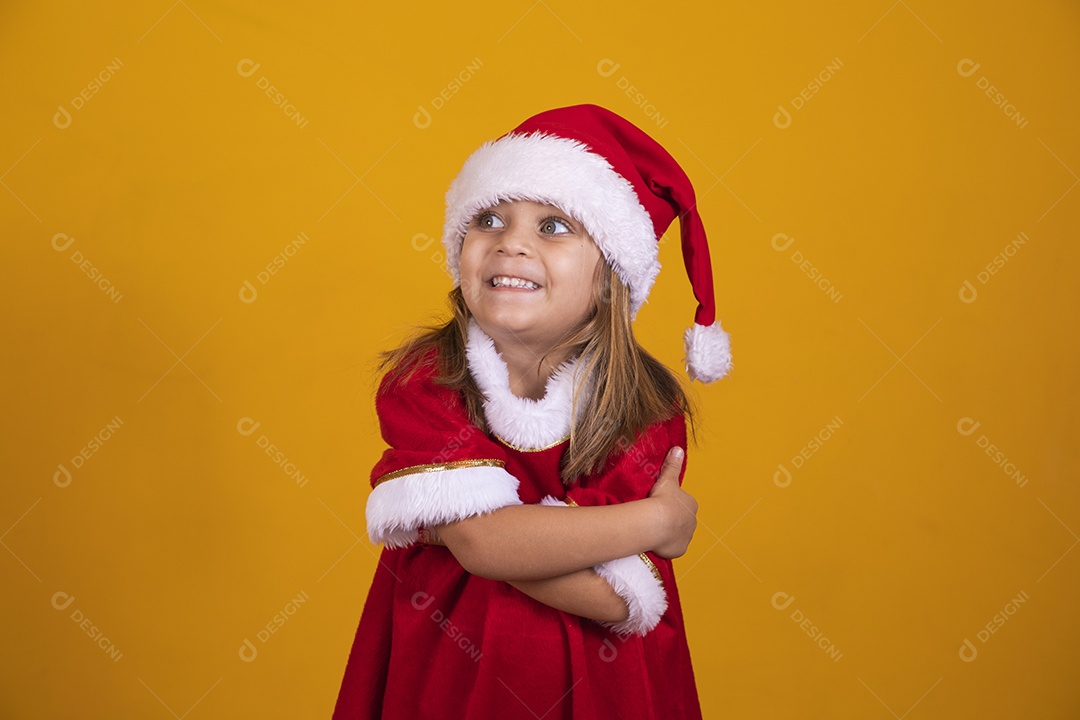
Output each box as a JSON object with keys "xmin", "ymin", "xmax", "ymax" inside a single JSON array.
[{"xmin": 471, "ymin": 313, "xmax": 543, "ymax": 337}]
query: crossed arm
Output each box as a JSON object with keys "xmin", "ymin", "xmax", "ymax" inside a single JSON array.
[{"xmin": 431, "ymin": 447, "xmax": 696, "ymax": 624}]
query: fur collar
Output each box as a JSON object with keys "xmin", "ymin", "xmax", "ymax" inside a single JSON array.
[{"xmin": 465, "ymin": 318, "xmax": 590, "ymax": 451}]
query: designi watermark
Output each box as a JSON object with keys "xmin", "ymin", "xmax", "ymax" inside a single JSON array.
[
  {"xmin": 956, "ymin": 417, "xmax": 1027, "ymax": 488},
  {"xmin": 53, "ymin": 57, "xmax": 124, "ymax": 129},
  {"xmin": 237, "ymin": 59, "xmax": 309, "ymax": 129},
  {"xmin": 237, "ymin": 417, "xmax": 309, "ymax": 488},
  {"xmin": 239, "ymin": 231, "xmax": 310, "ymax": 303},
  {"xmin": 958, "ymin": 231, "xmax": 1029, "ymax": 303},
  {"xmin": 52, "ymin": 591, "xmax": 123, "ymax": 662},
  {"xmin": 597, "ymin": 59, "xmax": 669, "ymax": 130},
  {"xmin": 773, "ymin": 57, "xmax": 843, "ymax": 129},
  {"xmin": 772, "ymin": 233, "xmax": 843, "ymax": 303},
  {"xmin": 772, "ymin": 591, "xmax": 843, "ymax": 662},
  {"xmin": 239, "ymin": 590, "xmax": 309, "ymax": 662},
  {"xmin": 957, "ymin": 59, "xmax": 1029, "ymax": 130},
  {"xmin": 411, "ymin": 591, "xmax": 482, "ymax": 661},
  {"xmin": 410, "ymin": 232, "xmax": 451, "ymax": 277},
  {"xmin": 959, "ymin": 590, "xmax": 1029, "ymax": 661},
  {"xmin": 51, "ymin": 233, "xmax": 123, "ymax": 303},
  {"xmin": 774, "ymin": 416, "xmax": 843, "ymax": 488},
  {"xmin": 413, "ymin": 58, "xmax": 483, "ymax": 130}
]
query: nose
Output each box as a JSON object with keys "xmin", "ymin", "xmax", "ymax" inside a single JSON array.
[{"xmin": 494, "ymin": 219, "xmax": 533, "ymax": 256}]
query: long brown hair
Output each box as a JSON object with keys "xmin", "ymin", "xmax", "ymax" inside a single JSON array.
[{"xmin": 374, "ymin": 259, "xmax": 697, "ymax": 485}]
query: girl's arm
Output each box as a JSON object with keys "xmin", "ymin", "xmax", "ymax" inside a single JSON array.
[
  {"xmin": 508, "ymin": 570, "xmax": 629, "ymax": 623},
  {"xmin": 433, "ymin": 447, "xmax": 695, "ymax": 582},
  {"xmin": 422, "ymin": 531, "xmax": 631, "ymax": 622}
]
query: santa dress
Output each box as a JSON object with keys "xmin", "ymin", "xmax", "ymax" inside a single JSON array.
[{"xmin": 332, "ymin": 319, "xmax": 703, "ymax": 719}]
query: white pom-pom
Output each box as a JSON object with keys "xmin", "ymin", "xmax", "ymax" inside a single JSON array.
[{"xmin": 683, "ymin": 321, "xmax": 732, "ymax": 383}]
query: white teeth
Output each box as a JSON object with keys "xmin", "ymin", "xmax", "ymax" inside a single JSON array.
[{"xmin": 491, "ymin": 276, "xmax": 539, "ymax": 289}]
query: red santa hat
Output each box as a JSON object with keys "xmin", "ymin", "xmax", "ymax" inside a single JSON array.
[{"xmin": 441, "ymin": 103, "xmax": 732, "ymax": 384}]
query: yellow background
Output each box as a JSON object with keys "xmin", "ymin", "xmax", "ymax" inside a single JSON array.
[{"xmin": 2, "ymin": 1, "xmax": 1078, "ymax": 717}]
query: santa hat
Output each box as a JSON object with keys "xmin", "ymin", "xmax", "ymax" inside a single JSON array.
[{"xmin": 441, "ymin": 103, "xmax": 732, "ymax": 384}]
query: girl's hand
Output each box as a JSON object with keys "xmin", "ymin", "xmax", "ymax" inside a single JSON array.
[{"xmin": 646, "ymin": 447, "xmax": 698, "ymax": 559}]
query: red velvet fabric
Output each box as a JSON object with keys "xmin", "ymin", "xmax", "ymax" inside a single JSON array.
[{"xmin": 332, "ymin": 353, "xmax": 702, "ymax": 719}]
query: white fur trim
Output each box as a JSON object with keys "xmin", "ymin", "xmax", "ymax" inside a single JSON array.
[
  {"xmin": 593, "ymin": 553, "xmax": 668, "ymax": 636},
  {"xmin": 366, "ymin": 465, "xmax": 522, "ymax": 548},
  {"xmin": 442, "ymin": 131, "xmax": 659, "ymax": 318},
  {"xmin": 538, "ymin": 495, "xmax": 565, "ymax": 506},
  {"xmin": 683, "ymin": 321, "xmax": 732, "ymax": 384},
  {"xmin": 465, "ymin": 318, "xmax": 590, "ymax": 450}
]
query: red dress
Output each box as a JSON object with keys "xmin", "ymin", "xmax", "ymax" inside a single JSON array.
[{"xmin": 333, "ymin": 321, "xmax": 702, "ymax": 719}]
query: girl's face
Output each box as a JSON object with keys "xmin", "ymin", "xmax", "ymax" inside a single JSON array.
[{"xmin": 459, "ymin": 199, "xmax": 603, "ymax": 353}]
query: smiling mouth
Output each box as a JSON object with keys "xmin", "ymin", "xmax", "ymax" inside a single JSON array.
[{"xmin": 488, "ymin": 275, "xmax": 541, "ymax": 290}]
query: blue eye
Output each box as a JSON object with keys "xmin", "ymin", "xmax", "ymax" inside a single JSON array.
[{"xmin": 540, "ymin": 217, "xmax": 572, "ymax": 235}]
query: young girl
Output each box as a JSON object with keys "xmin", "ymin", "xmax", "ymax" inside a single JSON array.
[{"xmin": 333, "ymin": 104, "xmax": 732, "ymax": 719}]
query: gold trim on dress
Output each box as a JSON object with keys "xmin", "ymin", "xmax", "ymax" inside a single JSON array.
[
  {"xmin": 494, "ymin": 433, "xmax": 570, "ymax": 453},
  {"xmin": 373, "ymin": 459, "xmax": 506, "ymax": 487}
]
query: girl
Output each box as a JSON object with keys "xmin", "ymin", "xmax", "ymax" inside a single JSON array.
[{"xmin": 333, "ymin": 104, "xmax": 732, "ymax": 719}]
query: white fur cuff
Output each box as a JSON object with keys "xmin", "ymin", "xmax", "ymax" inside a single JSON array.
[
  {"xmin": 593, "ymin": 553, "xmax": 668, "ymax": 636},
  {"xmin": 366, "ymin": 466, "xmax": 522, "ymax": 548}
]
